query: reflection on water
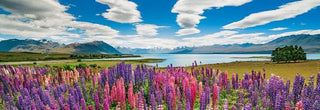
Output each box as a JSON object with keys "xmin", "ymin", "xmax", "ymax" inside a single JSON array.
[{"xmin": 84, "ymin": 54, "xmax": 320, "ymax": 67}]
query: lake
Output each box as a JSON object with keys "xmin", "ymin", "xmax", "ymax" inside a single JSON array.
[{"xmin": 88, "ymin": 54, "xmax": 320, "ymax": 67}]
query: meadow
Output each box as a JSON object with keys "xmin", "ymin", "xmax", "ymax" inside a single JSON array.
[
  {"xmin": 0, "ymin": 60, "xmax": 319, "ymax": 110},
  {"xmin": 0, "ymin": 52, "xmax": 139, "ymax": 62}
]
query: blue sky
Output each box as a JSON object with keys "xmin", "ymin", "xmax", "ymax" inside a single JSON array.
[{"xmin": 0, "ymin": 0, "xmax": 320, "ymax": 48}]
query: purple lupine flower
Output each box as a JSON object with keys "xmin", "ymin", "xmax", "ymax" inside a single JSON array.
[
  {"xmin": 302, "ymin": 85, "xmax": 313, "ymax": 110},
  {"xmin": 199, "ymin": 93, "xmax": 206, "ymax": 110},
  {"xmin": 150, "ymin": 94, "xmax": 156, "ymax": 110},
  {"xmin": 94, "ymin": 92, "xmax": 100, "ymax": 110},
  {"xmin": 275, "ymin": 91, "xmax": 285, "ymax": 110},
  {"xmin": 166, "ymin": 92, "xmax": 174, "ymax": 110},
  {"xmin": 317, "ymin": 73, "xmax": 320, "ymax": 86},
  {"xmin": 81, "ymin": 98, "xmax": 87, "ymax": 110},
  {"xmin": 68, "ymin": 94, "xmax": 77, "ymax": 110},
  {"xmin": 80, "ymin": 77, "xmax": 88, "ymax": 101},
  {"xmin": 205, "ymin": 85, "xmax": 210, "ymax": 106},
  {"xmin": 223, "ymin": 99, "xmax": 228, "ymax": 110},
  {"xmin": 251, "ymin": 91, "xmax": 258, "ymax": 106},
  {"xmin": 75, "ymin": 82, "xmax": 83, "ymax": 103},
  {"xmin": 156, "ymin": 90, "xmax": 162, "ymax": 106},
  {"xmin": 58, "ymin": 95, "xmax": 65, "ymax": 109},
  {"xmin": 255, "ymin": 105, "xmax": 260, "ymax": 110},
  {"xmin": 185, "ymin": 98, "xmax": 191, "ymax": 110},
  {"xmin": 17, "ymin": 95, "xmax": 24, "ymax": 109}
]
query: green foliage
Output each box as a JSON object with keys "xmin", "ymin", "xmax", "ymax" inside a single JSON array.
[
  {"xmin": 76, "ymin": 63, "xmax": 88, "ymax": 69},
  {"xmin": 62, "ymin": 64, "xmax": 74, "ymax": 71},
  {"xmin": 89, "ymin": 64, "xmax": 98, "ymax": 68},
  {"xmin": 271, "ymin": 45, "xmax": 306, "ymax": 63}
]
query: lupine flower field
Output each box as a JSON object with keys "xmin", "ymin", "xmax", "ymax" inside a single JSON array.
[{"xmin": 0, "ymin": 61, "xmax": 320, "ymax": 110}]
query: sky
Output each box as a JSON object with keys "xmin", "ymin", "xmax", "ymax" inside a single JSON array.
[{"xmin": 0, "ymin": 0, "xmax": 320, "ymax": 49}]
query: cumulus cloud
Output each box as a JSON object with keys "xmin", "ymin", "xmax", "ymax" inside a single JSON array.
[
  {"xmin": 135, "ymin": 24, "xmax": 166, "ymax": 36},
  {"xmin": 270, "ymin": 27, "xmax": 288, "ymax": 31},
  {"xmin": 0, "ymin": 0, "xmax": 119, "ymax": 42},
  {"xmin": 223, "ymin": 0, "xmax": 320, "ymax": 29},
  {"xmin": 172, "ymin": 0, "xmax": 251, "ymax": 36},
  {"xmin": 96, "ymin": 0, "xmax": 142, "ymax": 23}
]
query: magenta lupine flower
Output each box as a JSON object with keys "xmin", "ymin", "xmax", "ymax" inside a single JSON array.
[
  {"xmin": 244, "ymin": 103, "xmax": 252, "ymax": 110},
  {"xmin": 232, "ymin": 105, "xmax": 236, "ymax": 110},
  {"xmin": 88, "ymin": 105, "xmax": 94, "ymax": 110},
  {"xmin": 31, "ymin": 100, "xmax": 37, "ymax": 110},
  {"xmin": 103, "ymin": 99, "xmax": 109, "ymax": 110}
]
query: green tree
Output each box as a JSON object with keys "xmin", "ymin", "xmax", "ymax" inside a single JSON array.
[{"xmin": 271, "ymin": 45, "xmax": 306, "ymax": 63}]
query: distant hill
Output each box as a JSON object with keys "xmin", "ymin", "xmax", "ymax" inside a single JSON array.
[
  {"xmin": 117, "ymin": 34, "xmax": 320, "ymax": 54},
  {"xmin": 1, "ymin": 34, "xmax": 319, "ymax": 54},
  {"xmin": 170, "ymin": 34, "xmax": 320, "ymax": 54},
  {"xmin": 0, "ymin": 39, "xmax": 120, "ymax": 54}
]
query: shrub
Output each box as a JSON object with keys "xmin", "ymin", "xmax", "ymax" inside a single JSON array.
[{"xmin": 271, "ymin": 45, "xmax": 306, "ymax": 63}]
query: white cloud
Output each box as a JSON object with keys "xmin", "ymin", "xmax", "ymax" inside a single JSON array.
[
  {"xmin": 71, "ymin": 21, "xmax": 119, "ymax": 37},
  {"xmin": 182, "ymin": 31, "xmax": 267, "ymax": 46},
  {"xmin": 0, "ymin": 0, "xmax": 119, "ymax": 42},
  {"xmin": 270, "ymin": 27, "xmax": 288, "ymax": 31},
  {"xmin": 223, "ymin": 0, "xmax": 320, "ymax": 29},
  {"xmin": 267, "ymin": 29, "xmax": 320, "ymax": 40},
  {"xmin": 172, "ymin": 0, "xmax": 251, "ymax": 36},
  {"xmin": 135, "ymin": 24, "xmax": 166, "ymax": 36},
  {"xmin": 176, "ymin": 28, "xmax": 201, "ymax": 36},
  {"xmin": 96, "ymin": 0, "xmax": 142, "ymax": 23}
]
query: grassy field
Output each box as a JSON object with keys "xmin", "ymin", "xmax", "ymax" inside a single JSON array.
[
  {"xmin": 0, "ymin": 58, "xmax": 165, "ymax": 68},
  {"xmin": 185, "ymin": 60, "xmax": 320, "ymax": 81},
  {"xmin": 0, "ymin": 52, "xmax": 140, "ymax": 62}
]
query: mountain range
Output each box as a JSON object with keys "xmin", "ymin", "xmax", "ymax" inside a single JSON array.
[
  {"xmin": 0, "ymin": 39, "xmax": 120, "ymax": 54},
  {"xmin": 118, "ymin": 34, "xmax": 320, "ymax": 54},
  {"xmin": 0, "ymin": 34, "xmax": 319, "ymax": 54}
]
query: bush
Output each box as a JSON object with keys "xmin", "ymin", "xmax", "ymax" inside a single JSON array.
[
  {"xmin": 271, "ymin": 45, "xmax": 306, "ymax": 63},
  {"xmin": 76, "ymin": 63, "xmax": 88, "ymax": 69},
  {"xmin": 62, "ymin": 64, "xmax": 73, "ymax": 71},
  {"xmin": 89, "ymin": 64, "xmax": 98, "ymax": 68}
]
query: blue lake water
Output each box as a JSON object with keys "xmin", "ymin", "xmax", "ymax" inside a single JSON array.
[{"xmin": 85, "ymin": 54, "xmax": 320, "ymax": 67}]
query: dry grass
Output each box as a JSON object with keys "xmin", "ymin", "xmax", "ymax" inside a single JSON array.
[{"xmin": 186, "ymin": 60, "xmax": 320, "ymax": 81}]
